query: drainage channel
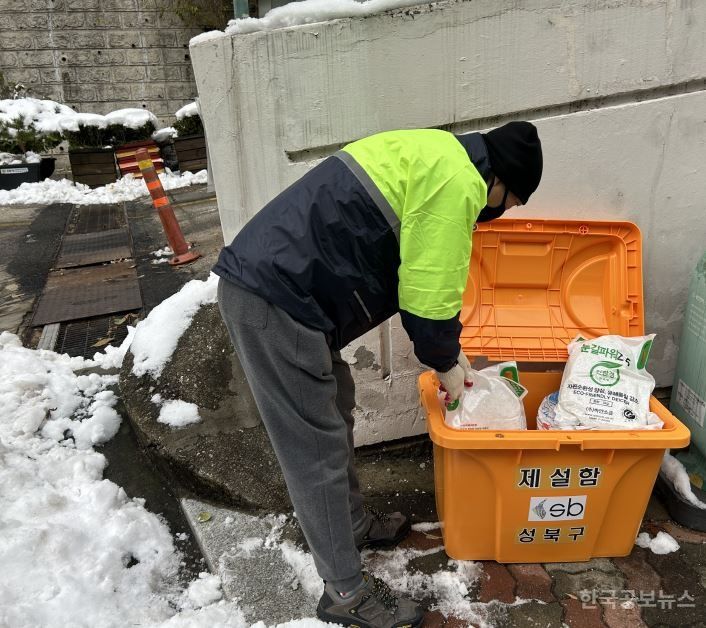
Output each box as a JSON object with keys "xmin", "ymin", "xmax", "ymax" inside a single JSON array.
[{"xmin": 33, "ymin": 203, "xmax": 141, "ymax": 358}]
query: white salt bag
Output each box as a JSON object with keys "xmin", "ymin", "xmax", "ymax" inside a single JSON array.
[
  {"xmin": 442, "ymin": 362, "xmax": 528, "ymax": 430},
  {"xmin": 553, "ymin": 335, "xmax": 657, "ymax": 429},
  {"xmin": 537, "ymin": 390, "xmax": 663, "ymax": 431}
]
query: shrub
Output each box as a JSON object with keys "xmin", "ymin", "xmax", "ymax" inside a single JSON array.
[
  {"xmin": 107, "ymin": 120, "xmax": 156, "ymax": 145},
  {"xmin": 0, "ymin": 116, "xmax": 62, "ymax": 155},
  {"xmin": 62, "ymin": 123, "xmax": 107, "ymax": 149},
  {"xmin": 173, "ymin": 113, "xmax": 204, "ymax": 137}
]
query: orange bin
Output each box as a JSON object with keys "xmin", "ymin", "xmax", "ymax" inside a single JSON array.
[{"xmin": 418, "ymin": 219, "xmax": 690, "ymax": 563}]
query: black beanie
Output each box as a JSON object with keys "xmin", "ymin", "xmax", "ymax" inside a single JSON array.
[{"xmin": 482, "ymin": 121, "xmax": 543, "ymax": 205}]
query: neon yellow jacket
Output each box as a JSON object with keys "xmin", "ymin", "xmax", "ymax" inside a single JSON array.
[
  {"xmin": 215, "ymin": 128, "xmax": 489, "ymax": 370},
  {"xmin": 342, "ymin": 129, "xmax": 487, "ymax": 320}
]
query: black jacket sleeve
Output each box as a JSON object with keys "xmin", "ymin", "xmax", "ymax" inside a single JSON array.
[{"xmin": 400, "ymin": 309, "xmax": 461, "ymax": 372}]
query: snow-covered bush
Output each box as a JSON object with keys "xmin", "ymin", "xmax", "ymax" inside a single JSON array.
[
  {"xmin": 0, "ymin": 98, "xmax": 66, "ymax": 158},
  {"xmin": 105, "ymin": 108, "xmax": 158, "ymax": 145},
  {"xmin": 173, "ymin": 102, "xmax": 204, "ymax": 137}
]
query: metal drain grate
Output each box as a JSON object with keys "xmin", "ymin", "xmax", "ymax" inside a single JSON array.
[
  {"xmin": 66, "ymin": 204, "xmax": 127, "ymax": 235},
  {"xmin": 54, "ymin": 312, "xmax": 137, "ymax": 359},
  {"xmin": 32, "ymin": 262, "xmax": 142, "ymax": 326},
  {"xmin": 55, "ymin": 228, "xmax": 132, "ymax": 268}
]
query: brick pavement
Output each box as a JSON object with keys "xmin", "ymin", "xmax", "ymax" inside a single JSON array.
[{"xmin": 405, "ymin": 497, "xmax": 706, "ymax": 627}]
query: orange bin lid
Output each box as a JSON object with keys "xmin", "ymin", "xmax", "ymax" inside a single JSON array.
[{"xmin": 461, "ymin": 219, "xmax": 644, "ymax": 363}]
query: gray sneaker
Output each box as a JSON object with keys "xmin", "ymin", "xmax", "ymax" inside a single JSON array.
[
  {"xmin": 355, "ymin": 507, "xmax": 411, "ymax": 551},
  {"xmin": 317, "ymin": 572, "xmax": 424, "ymax": 627}
]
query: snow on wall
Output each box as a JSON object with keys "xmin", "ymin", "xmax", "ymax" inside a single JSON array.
[{"xmin": 191, "ymin": 0, "xmax": 706, "ymax": 443}]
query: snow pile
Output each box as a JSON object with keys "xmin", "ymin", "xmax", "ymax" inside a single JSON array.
[
  {"xmin": 190, "ymin": 0, "xmax": 425, "ymax": 44},
  {"xmin": 0, "ymin": 332, "xmax": 121, "ymax": 450},
  {"xmin": 131, "ymin": 273, "xmax": 219, "ymax": 379},
  {"xmin": 154, "ymin": 126, "xmax": 178, "ymax": 142},
  {"xmin": 176, "ymin": 102, "xmax": 199, "ymax": 120},
  {"xmin": 0, "ymin": 333, "xmax": 317, "ymax": 627},
  {"xmin": 635, "ymin": 531, "xmax": 680, "ymax": 555},
  {"xmin": 0, "ymin": 169, "xmax": 207, "ymax": 206},
  {"xmin": 153, "ymin": 246, "xmax": 174, "ymax": 257},
  {"xmin": 89, "ymin": 326, "xmax": 137, "ymax": 370},
  {"xmin": 661, "ymin": 453, "xmax": 706, "ymax": 509},
  {"xmin": 0, "ymin": 150, "xmax": 41, "ymax": 165},
  {"xmin": 0, "ymin": 97, "xmax": 76, "ymax": 134},
  {"xmin": 190, "ymin": 30, "xmax": 226, "ymax": 46},
  {"xmin": 155, "ymin": 398, "xmax": 202, "ymax": 428},
  {"xmin": 186, "ymin": 573, "xmax": 224, "ymax": 607},
  {"xmin": 105, "ymin": 107, "xmax": 158, "ymax": 130},
  {"xmin": 57, "ymin": 111, "xmax": 109, "ymax": 132},
  {"xmin": 228, "ymin": 0, "xmax": 425, "ymax": 34},
  {"xmin": 151, "ymin": 246, "xmax": 173, "ymax": 265},
  {"xmin": 0, "ymin": 332, "xmax": 181, "ymax": 626},
  {"xmin": 0, "ymin": 321, "xmax": 337, "ymax": 626}
]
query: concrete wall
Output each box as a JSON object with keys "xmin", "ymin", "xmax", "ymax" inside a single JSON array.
[
  {"xmin": 191, "ymin": 0, "xmax": 706, "ymax": 445},
  {"xmin": 0, "ymin": 0, "xmax": 200, "ymax": 125}
]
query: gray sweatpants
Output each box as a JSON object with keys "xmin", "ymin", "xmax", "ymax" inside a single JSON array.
[{"xmin": 217, "ymin": 277, "xmax": 366, "ymax": 591}]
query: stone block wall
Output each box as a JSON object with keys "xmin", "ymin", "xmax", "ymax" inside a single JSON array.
[{"xmin": 0, "ymin": 0, "xmax": 202, "ymax": 125}]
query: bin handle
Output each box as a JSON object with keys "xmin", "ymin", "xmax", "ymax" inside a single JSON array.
[{"xmin": 621, "ymin": 299, "xmax": 637, "ymax": 320}]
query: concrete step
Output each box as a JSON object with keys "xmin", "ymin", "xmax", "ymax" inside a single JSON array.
[{"xmin": 181, "ymin": 498, "xmax": 317, "ymax": 624}]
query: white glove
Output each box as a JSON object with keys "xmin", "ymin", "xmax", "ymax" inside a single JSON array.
[
  {"xmin": 457, "ymin": 350, "xmax": 472, "ymax": 381},
  {"xmin": 437, "ymin": 363, "xmax": 465, "ymax": 402}
]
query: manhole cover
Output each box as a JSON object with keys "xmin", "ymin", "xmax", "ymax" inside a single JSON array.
[
  {"xmin": 32, "ymin": 262, "xmax": 142, "ymax": 326},
  {"xmin": 55, "ymin": 228, "xmax": 132, "ymax": 268}
]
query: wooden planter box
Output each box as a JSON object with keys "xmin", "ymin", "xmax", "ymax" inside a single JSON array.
[
  {"xmin": 69, "ymin": 148, "xmax": 117, "ymax": 188},
  {"xmin": 174, "ymin": 134, "xmax": 207, "ymax": 173},
  {"xmin": 115, "ymin": 139, "xmax": 164, "ymax": 179},
  {"xmin": 0, "ymin": 157, "xmax": 55, "ymax": 191}
]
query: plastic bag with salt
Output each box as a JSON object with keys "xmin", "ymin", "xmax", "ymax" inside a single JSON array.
[
  {"xmin": 538, "ymin": 390, "xmax": 663, "ymax": 431},
  {"xmin": 552, "ymin": 334, "xmax": 657, "ymax": 430},
  {"xmin": 441, "ymin": 362, "xmax": 528, "ymax": 430}
]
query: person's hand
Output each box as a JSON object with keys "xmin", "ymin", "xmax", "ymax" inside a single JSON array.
[
  {"xmin": 437, "ymin": 363, "xmax": 465, "ymax": 403},
  {"xmin": 457, "ymin": 350, "xmax": 472, "ymax": 382}
]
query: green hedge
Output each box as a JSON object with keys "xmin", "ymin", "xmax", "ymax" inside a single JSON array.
[{"xmin": 174, "ymin": 114, "xmax": 204, "ymax": 137}]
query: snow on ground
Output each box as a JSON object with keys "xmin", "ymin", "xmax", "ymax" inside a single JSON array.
[
  {"xmin": 0, "ymin": 329, "xmax": 335, "ymax": 627},
  {"xmin": 152, "ymin": 246, "xmax": 174, "ymax": 264},
  {"xmin": 1, "ymin": 274, "xmax": 547, "ymax": 627},
  {"xmin": 0, "ymin": 331, "xmax": 191, "ymax": 627},
  {"xmin": 277, "ymin": 521, "xmax": 511, "ymax": 628},
  {"xmin": 130, "ymin": 273, "xmax": 219, "ymax": 379},
  {"xmin": 190, "ymin": 0, "xmax": 427, "ymax": 45},
  {"xmin": 661, "ymin": 452, "xmax": 706, "ymax": 509},
  {"xmin": 0, "ymin": 169, "xmax": 208, "ymax": 206},
  {"xmin": 635, "ymin": 531, "xmax": 680, "ymax": 555},
  {"xmin": 157, "ymin": 399, "xmax": 203, "ymax": 428},
  {"xmin": 411, "ymin": 522, "xmax": 440, "ymax": 533},
  {"xmin": 150, "ymin": 394, "xmax": 201, "ymax": 428},
  {"xmin": 91, "ymin": 325, "xmax": 137, "ymax": 371}
]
